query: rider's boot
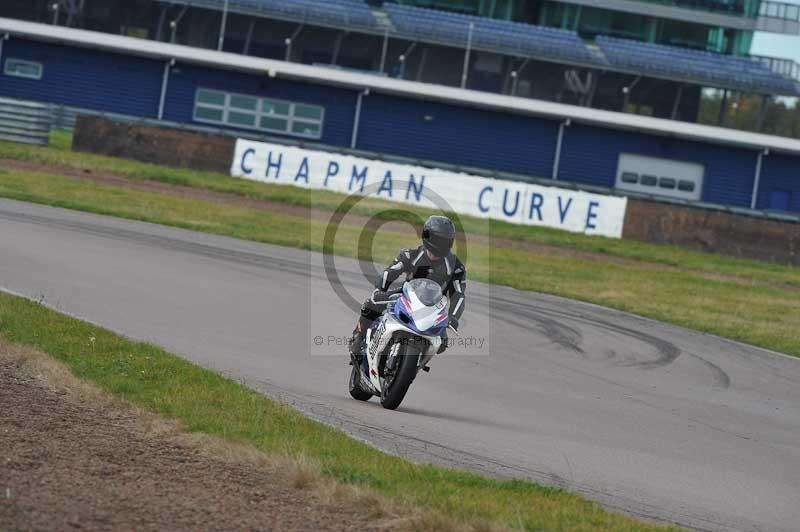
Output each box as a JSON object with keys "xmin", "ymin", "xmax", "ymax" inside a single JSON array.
[{"xmin": 349, "ymin": 328, "xmax": 365, "ymax": 365}]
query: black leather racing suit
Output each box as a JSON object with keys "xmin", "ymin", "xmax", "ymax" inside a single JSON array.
[{"xmin": 360, "ymin": 245, "xmax": 466, "ymax": 331}]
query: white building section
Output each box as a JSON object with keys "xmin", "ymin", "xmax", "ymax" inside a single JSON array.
[{"xmin": 616, "ymin": 153, "xmax": 705, "ymax": 201}]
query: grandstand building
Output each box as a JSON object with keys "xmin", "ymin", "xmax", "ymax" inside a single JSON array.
[
  {"xmin": 0, "ymin": 1, "xmax": 798, "ymax": 213},
  {"xmin": 3, "ymin": 0, "xmax": 799, "ymax": 126}
]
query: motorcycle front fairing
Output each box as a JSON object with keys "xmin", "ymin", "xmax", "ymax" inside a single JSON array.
[{"xmin": 362, "ymin": 280, "xmax": 448, "ymax": 394}]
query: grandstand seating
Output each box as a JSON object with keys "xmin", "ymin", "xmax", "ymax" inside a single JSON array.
[
  {"xmin": 156, "ymin": 0, "xmax": 797, "ymax": 95},
  {"xmin": 597, "ymin": 36, "xmax": 797, "ymax": 95},
  {"xmin": 384, "ymin": 3, "xmax": 594, "ymax": 64},
  {"xmin": 157, "ymin": 0, "xmax": 378, "ymax": 28}
]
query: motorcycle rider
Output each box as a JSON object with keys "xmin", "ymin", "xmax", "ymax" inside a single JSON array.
[{"xmin": 349, "ymin": 215, "xmax": 466, "ymax": 362}]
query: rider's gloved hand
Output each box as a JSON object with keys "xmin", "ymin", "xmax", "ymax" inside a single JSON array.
[{"xmin": 370, "ymin": 290, "xmax": 389, "ymax": 303}]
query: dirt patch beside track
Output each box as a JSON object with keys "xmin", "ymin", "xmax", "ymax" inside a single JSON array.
[{"xmin": 0, "ymin": 341, "xmax": 386, "ymax": 532}]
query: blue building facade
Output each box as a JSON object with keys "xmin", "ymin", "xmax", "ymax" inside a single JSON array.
[
  {"xmin": 759, "ymin": 153, "xmax": 800, "ymax": 213},
  {"xmin": 0, "ymin": 32, "xmax": 797, "ymax": 213},
  {"xmin": 1, "ymin": 39, "xmax": 164, "ymax": 118},
  {"xmin": 558, "ymin": 124, "xmax": 761, "ymax": 208},
  {"xmin": 357, "ymin": 93, "xmax": 560, "ymax": 178}
]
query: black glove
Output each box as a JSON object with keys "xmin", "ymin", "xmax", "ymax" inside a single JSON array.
[{"xmin": 371, "ymin": 289, "xmax": 401, "ymax": 304}]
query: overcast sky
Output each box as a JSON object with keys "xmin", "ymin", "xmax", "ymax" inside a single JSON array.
[{"xmin": 751, "ymin": 0, "xmax": 800, "ymax": 63}]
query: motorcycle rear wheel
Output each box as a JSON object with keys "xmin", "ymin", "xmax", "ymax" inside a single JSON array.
[
  {"xmin": 380, "ymin": 343, "xmax": 420, "ymax": 410},
  {"xmin": 348, "ymin": 364, "xmax": 373, "ymax": 401}
]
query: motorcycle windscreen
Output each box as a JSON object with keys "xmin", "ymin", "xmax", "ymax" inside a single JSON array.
[{"xmin": 406, "ymin": 278, "xmax": 443, "ymax": 306}]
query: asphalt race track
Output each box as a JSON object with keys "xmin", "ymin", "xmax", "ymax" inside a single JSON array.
[{"xmin": 1, "ymin": 198, "xmax": 798, "ymax": 531}]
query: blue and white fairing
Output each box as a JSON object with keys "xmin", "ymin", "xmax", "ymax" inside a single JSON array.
[
  {"xmin": 363, "ymin": 279, "xmax": 449, "ymax": 394},
  {"xmin": 393, "ymin": 280, "xmax": 449, "ymax": 335}
]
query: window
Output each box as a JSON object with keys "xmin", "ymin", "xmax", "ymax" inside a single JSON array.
[
  {"xmin": 621, "ymin": 172, "xmax": 639, "ymax": 184},
  {"xmin": 4, "ymin": 58, "xmax": 43, "ymax": 80},
  {"xmin": 194, "ymin": 88, "xmax": 324, "ymax": 139},
  {"xmin": 678, "ymin": 180, "xmax": 695, "ymax": 192},
  {"xmin": 197, "ymin": 89, "xmax": 225, "ymax": 106},
  {"xmin": 659, "ymin": 177, "xmax": 677, "ymax": 189},
  {"xmin": 640, "ymin": 174, "xmax": 658, "ymax": 186}
]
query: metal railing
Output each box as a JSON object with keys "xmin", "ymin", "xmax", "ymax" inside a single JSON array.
[
  {"xmin": 0, "ymin": 98, "xmax": 141, "ymax": 146},
  {"xmin": 752, "ymin": 55, "xmax": 800, "ymax": 82},
  {"xmin": 758, "ymin": 0, "xmax": 800, "ymax": 21},
  {"xmin": 756, "ymin": 0, "xmax": 800, "ymax": 33},
  {"xmin": 0, "ymin": 97, "xmax": 52, "ymax": 146},
  {"xmin": 50, "ymin": 105, "xmax": 80, "ymax": 131}
]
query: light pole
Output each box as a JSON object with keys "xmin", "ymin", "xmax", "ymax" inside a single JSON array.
[
  {"xmin": 396, "ymin": 42, "xmax": 416, "ymax": 79},
  {"xmin": 217, "ymin": 0, "xmax": 229, "ymax": 51},
  {"xmin": 621, "ymin": 75, "xmax": 640, "ymax": 111},
  {"xmin": 379, "ymin": 27, "xmax": 389, "ymax": 74},
  {"xmin": 460, "ymin": 22, "xmax": 474, "ymax": 89},
  {"xmin": 169, "ymin": 5, "xmax": 189, "ymax": 44}
]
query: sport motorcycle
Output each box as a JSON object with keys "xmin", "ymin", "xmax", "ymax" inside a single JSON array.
[{"xmin": 348, "ymin": 278, "xmax": 454, "ymax": 410}]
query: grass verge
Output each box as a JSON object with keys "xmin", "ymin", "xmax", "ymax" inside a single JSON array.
[
  {"xmin": 7, "ymin": 131, "xmax": 800, "ymax": 285},
  {"xmin": 0, "ymin": 291, "xmax": 676, "ymax": 531},
  {"xmin": 0, "ymin": 133, "xmax": 798, "ymax": 356}
]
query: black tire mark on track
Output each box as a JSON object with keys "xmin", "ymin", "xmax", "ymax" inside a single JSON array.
[
  {"xmin": 482, "ymin": 293, "xmax": 734, "ymax": 389},
  {"xmin": 683, "ymin": 352, "xmax": 731, "ymax": 389},
  {"xmin": 493, "ymin": 294, "xmax": 682, "ymax": 369}
]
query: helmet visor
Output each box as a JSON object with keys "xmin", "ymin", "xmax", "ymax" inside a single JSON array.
[{"xmin": 425, "ymin": 232, "xmax": 454, "ymax": 255}]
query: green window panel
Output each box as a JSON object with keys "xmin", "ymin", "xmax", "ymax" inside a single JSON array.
[
  {"xmin": 194, "ymin": 88, "xmax": 324, "ymax": 140},
  {"xmin": 4, "ymin": 58, "xmax": 43, "ymax": 80}
]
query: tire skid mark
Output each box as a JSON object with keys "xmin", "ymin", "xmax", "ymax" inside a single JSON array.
[
  {"xmin": 683, "ymin": 352, "xmax": 731, "ymax": 389},
  {"xmin": 481, "ymin": 293, "xmax": 734, "ymax": 390},
  {"xmin": 525, "ymin": 303, "xmax": 732, "ymax": 388},
  {"xmin": 492, "ymin": 294, "xmax": 682, "ymax": 370},
  {"xmin": 501, "ymin": 311, "xmax": 585, "ymax": 354},
  {"xmin": 719, "ymin": 341, "xmax": 800, "ymax": 386}
]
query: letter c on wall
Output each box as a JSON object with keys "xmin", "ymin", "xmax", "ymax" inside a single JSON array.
[
  {"xmin": 478, "ymin": 186, "xmax": 493, "ymax": 213},
  {"xmin": 240, "ymin": 148, "xmax": 255, "ymax": 175}
]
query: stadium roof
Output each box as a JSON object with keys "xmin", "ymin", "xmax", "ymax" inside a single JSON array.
[{"xmin": 3, "ymin": 17, "xmax": 800, "ymax": 157}]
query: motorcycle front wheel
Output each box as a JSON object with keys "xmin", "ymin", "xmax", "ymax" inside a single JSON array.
[{"xmin": 380, "ymin": 342, "xmax": 421, "ymax": 410}]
